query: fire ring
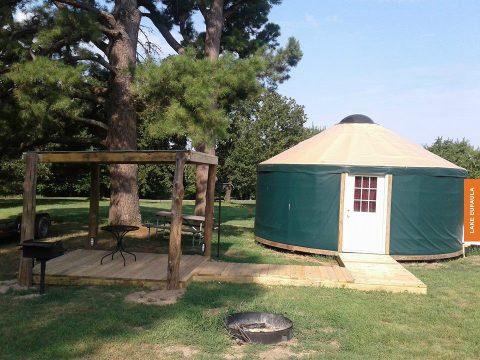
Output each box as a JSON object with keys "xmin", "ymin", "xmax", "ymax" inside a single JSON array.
[{"xmin": 226, "ymin": 312, "xmax": 293, "ymax": 344}]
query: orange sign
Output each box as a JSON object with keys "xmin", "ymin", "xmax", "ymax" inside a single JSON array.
[{"xmin": 464, "ymin": 179, "xmax": 480, "ymax": 242}]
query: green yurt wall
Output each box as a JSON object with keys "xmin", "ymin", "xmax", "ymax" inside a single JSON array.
[{"xmin": 254, "ymin": 115, "xmax": 467, "ymax": 260}]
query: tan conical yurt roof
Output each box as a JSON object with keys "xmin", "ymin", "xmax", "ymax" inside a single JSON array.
[{"xmin": 261, "ymin": 115, "xmax": 463, "ymax": 169}]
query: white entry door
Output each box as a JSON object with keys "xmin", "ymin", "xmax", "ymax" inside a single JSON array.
[{"xmin": 342, "ymin": 174, "xmax": 388, "ymax": 254}]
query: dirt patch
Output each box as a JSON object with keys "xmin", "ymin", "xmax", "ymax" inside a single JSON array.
[
  {"xmin": 258, "ymin": 344, "xmax": 316, "ymax": 360},
  {"xmin": 224, "ymin": 344, "xmax": 246, "ymax": 359},
  {"xmin": 128, "ymin": 325, "xmax": 146, "ymax": 332},
  {"xmin": 319, "ymin": 327, "xmax": 336, "ymax": 334},
  {"xmin": 163, "ymin": 345, "xmax": 199, "ymax": 358},
  {"xmin": 0, "ymin": 279, "xmax": 28, "ymax": 294},
  {"xmin": 225, "ymin": 339, "xmax": 318, "ymax": 360},
  {"xmin": 328, "ymin": 340, "xmax": 340, "ymax": 350},
  {"xmin": 124, "ymin": 289, "xmax": 185, "ymax": 306},
  {"xmin": 89, "ymin": 342, "xmax": 199, "ymax": 359}
]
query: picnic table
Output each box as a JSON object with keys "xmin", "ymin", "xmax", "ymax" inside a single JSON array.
[
  {"xmin": 157, "ymin": 211, "xmax": 205, "ymax": 245},
  {"xmin": 143, "ymin": 211, "xmax": 206, "ymax": 248}
]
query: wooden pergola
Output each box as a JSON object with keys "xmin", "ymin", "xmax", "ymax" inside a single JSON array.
[{"xmin": 18, "ymin": 150, "xmax": 217, "ymax": 290}]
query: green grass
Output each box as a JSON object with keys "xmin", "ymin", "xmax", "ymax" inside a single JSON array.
[{"xmin": 1, "ymin": 197, "xmax": 479, "ymax": 359}]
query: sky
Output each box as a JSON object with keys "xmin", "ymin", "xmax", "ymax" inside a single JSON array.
[{"xmin": 268, "ymin": 0, "xmax": 480, "ymax": 147}]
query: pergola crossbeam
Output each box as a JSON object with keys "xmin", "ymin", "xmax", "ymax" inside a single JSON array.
[{"xmin": 30, "ymin": 150, "xmax": 218, "ymax": 165}]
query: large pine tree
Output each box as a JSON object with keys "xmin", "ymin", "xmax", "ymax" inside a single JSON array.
[{"xmin": 2, "ymin": 0, "xmax": 301, "ymax": 223}]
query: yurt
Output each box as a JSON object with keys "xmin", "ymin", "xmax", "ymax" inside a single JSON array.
[{"xmin": 254, "ymin": 114, "xmax": 466, "ymax": 260}]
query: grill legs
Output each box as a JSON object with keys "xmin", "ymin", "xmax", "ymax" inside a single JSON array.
[{"xmin": 39, "ymin": 260, "xmax": 46, "ymax": 294}]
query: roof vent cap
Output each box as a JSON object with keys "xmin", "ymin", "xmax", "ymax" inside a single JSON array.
[{"xmin": 339, "ymin": 114, "xmax": 374, "ymax": 124}]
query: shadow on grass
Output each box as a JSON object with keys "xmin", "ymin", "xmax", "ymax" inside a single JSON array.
[{"xmin": 0, "ymin": 282, "xmax": 263, "ymax": 359}]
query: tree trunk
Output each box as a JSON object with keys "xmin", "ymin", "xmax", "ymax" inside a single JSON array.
[
  {"xmin": 204, "ymin": 0, "xmax": 224, "ymax": 60},
  {"xmin": 18, "ymin": 153, "xmax": 38, "ymax": 286},
  {"xmin": 106, "ymin": 0, "xmax": 142, "ymax": 225},
  {"xmin": 224, "ymin": 183, "xmax": 232, "ymax": 202},
  {"xmin": 194, "ymin": 143, "xmax": 215, "ymax": 216},
  {"xmin": 194, "ymin": 0, "xmax": 224, "ymax": 216}
]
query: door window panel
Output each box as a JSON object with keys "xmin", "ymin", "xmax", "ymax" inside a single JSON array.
[{"xmin": 353, "ymin": 176, "xmax": 378, "ymax": 213}]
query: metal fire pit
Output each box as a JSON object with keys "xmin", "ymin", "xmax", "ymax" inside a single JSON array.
[{"xmin": 226, "ymin": 312, "xmax": 293, "ymax": 344}]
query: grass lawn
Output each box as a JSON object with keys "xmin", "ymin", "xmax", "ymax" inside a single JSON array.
[{"xmin": 1, "ymin": 197, "xmax": 479, "ymax": 359}]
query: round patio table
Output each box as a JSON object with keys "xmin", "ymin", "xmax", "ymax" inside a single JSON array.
[{"xmin": 100, "ymin": 225, "xmax": 139, "ymax": 266}]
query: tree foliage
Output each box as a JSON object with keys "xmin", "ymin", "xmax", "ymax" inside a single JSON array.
[
  {"xmin": 217, "ymin": 91, "xmax": 321, "ymax": 199},
  {"xmin": 1, "ymin": 1, "xmax": 108, "ymax": 155},
  {"xmin": 134, "ymin": 51, "xmax": 265, "ymax": 147},
  {"xmin": 426, "ymin": 138, "xmax": 480, "ymax": 178},
  {"xmin": 160, "ymin": 0, "xmax": 283, "ymax": 56}
]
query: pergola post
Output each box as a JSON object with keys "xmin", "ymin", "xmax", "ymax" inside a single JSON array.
[
  {"xmin": 167, "ymin": 153, "xmax": 186, "ymax": 289},
  {"xmin": 203, "ymin": 164, "xmax": 217, "ymax": 258},
  {"xmin": 88, "ymin": 164, "xmax": 100, "ymax": 245},
  {"xmin": 18, "ymin": 153, "xmax": 38, "ymax": 286}
]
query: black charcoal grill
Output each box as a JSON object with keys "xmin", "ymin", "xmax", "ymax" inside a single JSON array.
[{"xmin": 19, "ymin": 240, "xmax": 64, "ymax": 294}]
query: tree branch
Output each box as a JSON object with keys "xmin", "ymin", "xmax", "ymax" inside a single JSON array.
[
  {"xmin": 72, "ymin": 53, "xmax": 116, "ymax": 73},
  {"xmin": 53, "ymin": 0, "xmax": 117, "ymax": 28},
  {"xmin": 71, "ymin": 115, "xmax": 109, "ymax": 130},
  {"xmin": 138, "ymin": 0, "xmax": 185, "ymax": 54},
  {"xmin": 138, "ymin": 25, "xmax": 162, "ymax": 58},
  {"xmin": 91, "ymin": 39, "xmax": 108, "ymax": 55},
  {"xmin": 100, "ymin": 26, "xmax": 122, "ymax": 38},
  {"xmin": 54, "ymin": 110, "xmax": 109, "ymax": 130}
]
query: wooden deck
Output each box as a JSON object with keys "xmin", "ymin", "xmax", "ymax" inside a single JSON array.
[
  {"xmin": 338, "ymin": 253, "xmax": 427, "ymax": 294},
  {"xmin": 33, "ymin": 249, "xmax": 208, "ymax": 288},
  {"xmin": 193, "ymin": 262, "xmax": 354, "ymax": 288},
  {"xmin": 33, "ymin": 250, "xmax": 427, "ymax": 294}
]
